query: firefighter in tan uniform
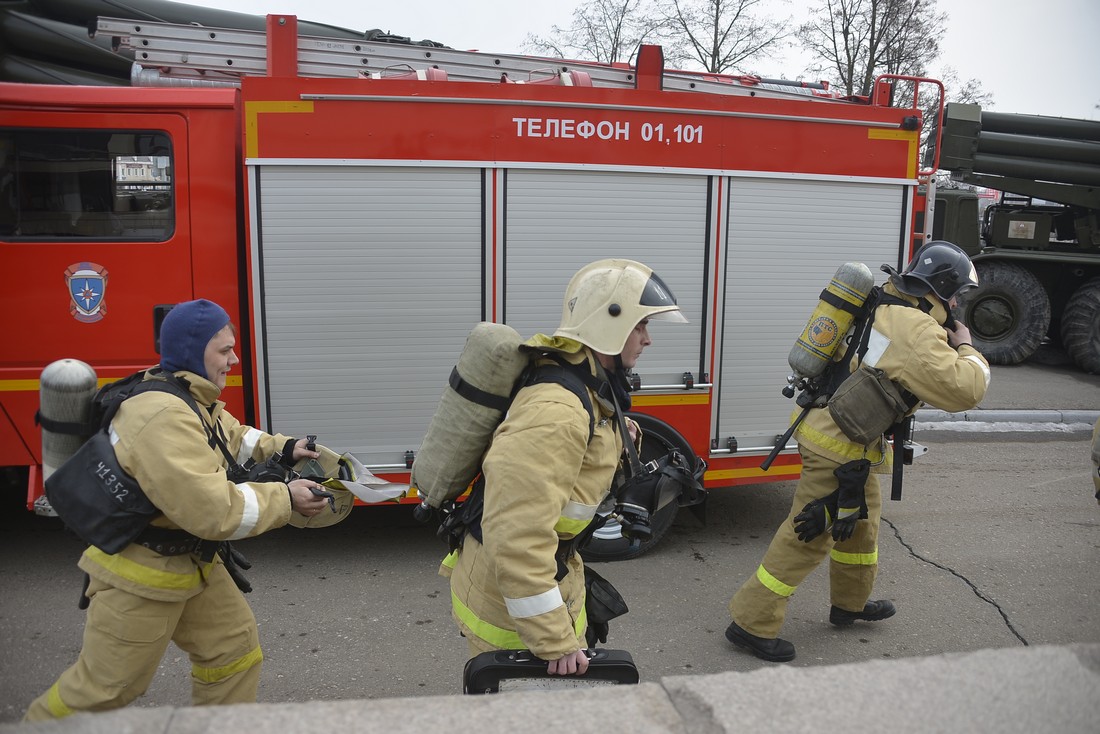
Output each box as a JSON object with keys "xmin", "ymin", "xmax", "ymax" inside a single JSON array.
[
  {"xmin": 726, "ymin": 241, "xmax": 991, "ymax": 662},
  {"xmin": 25, "ymin": 299, "xmax": 332, "ymax": 721},
  {"xmin": 441, "ymin": 259, "xmax": 686, "ymax": 675}
]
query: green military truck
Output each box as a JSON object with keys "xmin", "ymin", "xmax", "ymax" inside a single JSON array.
[{"xmin": 928, "ymin": 102, "xmax": 1100, "ymax": 373}]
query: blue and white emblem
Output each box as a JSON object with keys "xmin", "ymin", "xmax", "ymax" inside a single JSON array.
[{"xmin": 64, "ymin": 262, "xmax": 109, "ymax": 323}]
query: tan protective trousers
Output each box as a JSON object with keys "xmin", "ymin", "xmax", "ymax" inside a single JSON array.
[
  {"xmin": 728, "ymin": 448, "xmax": 883, "ymax": 639},
  {"xmin": 25, "ymin": 561, "xmax": 262, "ymax": 721}
]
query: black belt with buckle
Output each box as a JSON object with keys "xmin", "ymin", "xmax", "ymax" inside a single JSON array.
[{"xmin": 134, "ymin": 526, "xmax": 219, "ymax": 561}]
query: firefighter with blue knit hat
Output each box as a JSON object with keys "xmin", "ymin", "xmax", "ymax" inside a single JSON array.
[{"xmin": 25, "ymin": 299, "xmax": 332, "ymax": 721}]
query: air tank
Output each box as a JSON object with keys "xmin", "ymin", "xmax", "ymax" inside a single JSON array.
[
  {"xmin": 410, "ymin": 322, "xmax": 530, "ymax": 510},
  {"xmin": 39, "ymin": 359, "xmax": 98, "ymax": 480},
  {"xmin": 788, "ymin": 262, "xmax": 875, "ymax": 382}
]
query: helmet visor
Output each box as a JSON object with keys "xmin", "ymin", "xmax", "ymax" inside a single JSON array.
[{"xmin": 640, "ymin": 272, "xmax": 688, "ymax": 322}]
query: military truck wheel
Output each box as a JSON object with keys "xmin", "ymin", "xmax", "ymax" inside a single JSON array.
[
  {"xmin": 956, "ymin": 261, "xmax": 1050, "ymax": 365},
  {"xmin": 1061, "ymin": 278, "xmax": 1100, "ymax": 374},
  {"xmin": 579, "ymin": 413, "xmax": 690, "ymax": 563}
]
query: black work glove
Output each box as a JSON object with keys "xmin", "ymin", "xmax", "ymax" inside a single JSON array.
[
  {"xmin": 793, "ymin": 490, "xmax": 839, "ymax": 543},
  {"xmin": 585, "ymin": 621, "xmax": 609, "ymax": 648},
  {"xmin": 831, "ymin": 459, "xmax": 871, "ymax": 542}
]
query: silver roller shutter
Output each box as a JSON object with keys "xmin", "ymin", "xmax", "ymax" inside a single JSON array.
[
  {"xmin": 254, "ymin": 165, "xmax": 482, "ymax": 468},
  {"xmin": 718, "ymin": 177, "xmax": 907, "ymax": 451},
  {"xmin": 505, "ymin": 169, "xmax": 708, "ymax": 386}
]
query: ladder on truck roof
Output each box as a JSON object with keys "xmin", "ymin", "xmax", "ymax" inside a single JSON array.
[{"xmin": 94, "ymin": 15, "xmax": 843, "ymax": 102}]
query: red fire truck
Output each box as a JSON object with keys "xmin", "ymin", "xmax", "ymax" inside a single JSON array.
[{"xmin": 0, "ymin": 14, "xmax": 941, "ymax": 559}]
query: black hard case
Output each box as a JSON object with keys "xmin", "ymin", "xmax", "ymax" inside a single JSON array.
[{"xmin": 462, "ymin": 649, "xmax": 639, "ymax": 694}]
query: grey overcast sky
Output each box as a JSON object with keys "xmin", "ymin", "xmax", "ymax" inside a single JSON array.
[{"xmin": 185, "ymin": 0, "xmax": 1099, "ymax": 121}]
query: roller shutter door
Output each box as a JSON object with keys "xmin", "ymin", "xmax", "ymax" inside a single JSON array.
[
  {"xmin": 717, "ymin": 178, "xmax": 907, "ymax": 450},
  {"xmin": 505, "ymin": 169, "xmax": 708, "ymax": 386},
  {"xmin": 254, "ymin": 165, "xmax": 482, "ymax": 467}
]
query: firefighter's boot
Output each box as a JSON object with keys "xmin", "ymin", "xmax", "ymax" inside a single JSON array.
[
  {"xmin": 829, "ymin": 599, "xmax": 897, "ymax": 626},
  {"xmin": 724, "ymin": 620, "xmax": 795, "ymax": 662}
]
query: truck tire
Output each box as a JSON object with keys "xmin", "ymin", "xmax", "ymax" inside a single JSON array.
[
  {"xmin": 956, "ymin": 261, "xmax": 1050, "ymax": 365},
  {"xmin": 1061, "ymin": 278, "xmax": 1100, "ymax": 374},
  {"xmin": 579, "ymin": 413, "xmax": 691, "ymax": 563}
]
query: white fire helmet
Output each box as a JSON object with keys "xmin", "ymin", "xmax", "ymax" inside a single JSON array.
[{"xmin": 553, "ymin": 259, "xmax": 687, "ymax": 355}]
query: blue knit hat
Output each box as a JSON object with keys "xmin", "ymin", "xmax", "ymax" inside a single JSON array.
[{"xmin": 160, "ymin": 299, "xmax": 231, "ymax": 379}]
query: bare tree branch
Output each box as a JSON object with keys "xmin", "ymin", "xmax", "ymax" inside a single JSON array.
[
  {"xmin": 797, "ymin": 0, "xmax": 946, "ymax": 97},
  {"xmin": 523, "ymin": 0, "xmax": 661, "ymax": 64},
  {"xmin": 654, "ymin": 0, "xmax": 791, "ymax": 74}
]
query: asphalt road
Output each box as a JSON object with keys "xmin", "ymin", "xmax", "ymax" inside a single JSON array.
[{"xmin": 1, "ymin": 355, "xmax": 1098, "ymax": 722}]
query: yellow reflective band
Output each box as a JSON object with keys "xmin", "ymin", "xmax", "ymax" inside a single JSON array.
[
  {"xmin": 706, "ymin": 464, "xmax": 802, "ymax": 482},
  {"xmin": 554, "ymin": 515, "xmax": 590, "ymax": 536},
  {"xmin": 192, "ymin": 645, "xmax": 263, "ymax": 684},
  {"xmin": 441, "ymin": 550, "xmax": 458, "ymax": 569},
  {"xmin": 868, "ymin": 128, "xmax": 919, "ymax": 179},
  {"xmin": 756, "ymin": 564, "xmax": 796, "ymax": 598},
  {"xmin": 793, "ymin": 413, "xmax": 888, "ymax": 464},
  {"xmin": 521, "ymin": 334, "xmax": 585, "ymax": 352},
  {"xmin": 244, "ymin": 100, "xmax": 314, "ymax": 158},
  {"xmin": 631, "ymin": 393, "xmax": 710, "ymax": 407},
  {"xmin": 84, "ymin": 547, "xmax": 211, "ymax": 590},
  {"xmin": 452, "ymin": 589, "xmax": 524, "ymax": 649},
  {"xmin": 45, "ymin": 681, "xmax": 74, "ymax": 719},
  {"xmin": 831, "ymin": 548, "xmax": 879, "ymax": 566},
  {"xmin": 451, "ymin": 590, "xmax": 586, "ymax": 650},
  {"xmin": 0, "ymin": 375, "xmax": 242, "ymax": 392}
]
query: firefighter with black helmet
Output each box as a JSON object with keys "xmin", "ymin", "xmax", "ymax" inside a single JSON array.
[
  {"xmin": 724, "ymin": 241, "xmax": 990, "ymax": 663},
  {"xmin": 441, "ymin": 258, "xmax": 685, "ymax": 675}
]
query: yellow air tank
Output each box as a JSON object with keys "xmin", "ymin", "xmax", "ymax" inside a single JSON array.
[{"xmin": 788, "ymin": 262, "xmax": 874, "ymax": 381}]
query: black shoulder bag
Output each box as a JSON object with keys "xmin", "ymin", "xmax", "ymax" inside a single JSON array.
[{"xmin": 45, "ymin": 375, "xmax": 207, "ymax": 555}]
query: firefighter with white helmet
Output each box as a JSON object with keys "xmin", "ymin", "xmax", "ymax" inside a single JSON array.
[
  {"xmin": 442, "ymin": 258, "xmax": 685, "ymax": 675},
  {"xmin": 725, "ymin": 241, "xmax": 990, "ymax": 662}
]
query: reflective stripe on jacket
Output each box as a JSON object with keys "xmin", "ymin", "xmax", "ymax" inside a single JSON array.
[{"xmin": 79, "ymin": 369, "xmax": 294, "ymax": 602}]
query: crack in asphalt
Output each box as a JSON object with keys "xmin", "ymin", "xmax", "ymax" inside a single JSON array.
[{"xmin": 882, "ymin": 516, "xmax": 1029, "ymax": 646}]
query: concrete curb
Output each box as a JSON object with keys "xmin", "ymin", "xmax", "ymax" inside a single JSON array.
[
  {"xmin": 915, "ymin": 408, "xmax": 1099, "ymax": 427},
  {"xmin": 4, "ymin": 644, "xmax": 1098, "ymax": 733}
]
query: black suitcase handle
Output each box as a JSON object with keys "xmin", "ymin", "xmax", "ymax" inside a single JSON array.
[{"xmin": 463, "ymin": 649, "xmax": 639, "ymax": 694}]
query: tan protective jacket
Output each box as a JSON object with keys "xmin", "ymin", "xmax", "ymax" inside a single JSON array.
[
  {"xmin": 78, "ymin": 369, "xmax": 295, "ymax": 602},
  {"xmin": 445, "ymin": 341, "xmax": 622, "ymax": 659},
  {"xmin": 795, "ymin": 281, "xmax": 991, "ymax": 470}
]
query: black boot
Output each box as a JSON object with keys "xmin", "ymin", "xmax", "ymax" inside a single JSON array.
[
  {"xmin": 724, "ymin": 620, "xmax": 795, "ymax": 662},
  {"xmin": 829, "ymin": 599, "xmax": 896, "ymax": 626}
]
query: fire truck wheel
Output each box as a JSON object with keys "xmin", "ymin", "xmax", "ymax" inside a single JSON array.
[
  {"xmin": 579, "ymin": 413, "xmax": 692, "ymax": 563},
  {"xmin": 956, "ymin": 261, "xmax": 1050, "ymax": 365},
  {"xmin": 1061, "ymin": 277, "xmax": 1100, "ymax": 374}
]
